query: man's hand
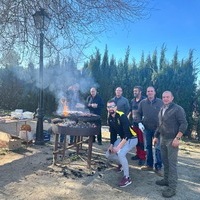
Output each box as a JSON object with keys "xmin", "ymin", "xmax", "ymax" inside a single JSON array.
[
  {"xmin": 153, "ymin": 137, "xmax": 158, "ymax": 146},
  {"xmin": 91, "ymin": 103, "xmax": 98, "ymax": 108},
  {"xmin": 172, "ymin": 132, "xmax": 182, "ymax": 147},
  {"xmin": 172, "ymin": 138, "xmax": 180, "ymax": 147},
  {"xmin": 112, "ymin": 146, "xmax": 120, "ymax": 153},
  {"xmin": 108, "ymin": 145, "xmax": 114, "ymax": 153}
]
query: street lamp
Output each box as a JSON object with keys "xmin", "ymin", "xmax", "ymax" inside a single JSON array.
[{"xmin": 33, "ymin": 8, "xmax": 51, "ymax": 145}]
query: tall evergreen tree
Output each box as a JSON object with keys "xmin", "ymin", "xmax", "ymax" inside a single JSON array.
[
  {"xmin": 137, "ymin": 52, "xmax": 145, "ymax": 86},
  {"xmin": 99, "ymin": 45, "xmax": 111, "ymax": 104},
  {"xmin": 152, "ymin": 49, "xmax": 158, "ymax": 73},
  {"xmin": 174, "ymin": 50, "xmax": 196, "ymax": 136},
  {"xmin": 171, "ymin": 48, "xmax": 179, "ymax": 69},
  {"xmin": 122, "ymin": 47, "xmax": 131, "ymax": 98},
  {"xmin": 88, "ymin": 49, "xmax": 101, "ymax": 84},
  {"xmin": 116, "ymin": 60, "xmax": 124, "ymax": 88},
  {"xmin": 151, "ymin": 49, "xmax": 159, "ymax": 86},
  {"xmin": 129, "ymin": 58, "xmax": 139, "ymax": 90},
  {"xmin": 0, "ymin": 66, "xmax": 24, "ymax": 110},
  {"xmin": 138, "ymin": 53, "xmax": 153, "ymax": 89},
  {"xmin": 109, "ymin": 55, "xmax": 118, "ymax": 96},
  {"xmin": 159, "ymin": 44, "xmax": 167, "ymax": 70}
]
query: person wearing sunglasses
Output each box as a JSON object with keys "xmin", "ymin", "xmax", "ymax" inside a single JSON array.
[{"xmin": 105, "ymin": 99, "xmax": 138, "ymax": 187}]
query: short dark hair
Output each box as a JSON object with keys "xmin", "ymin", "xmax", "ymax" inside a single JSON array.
[
  {"xmin": 107, "ymin": 99, "xmax": 116, "ymax": 105},
  {"xmin": 134, "ymin": 86, "xmax": 142, "ymax": 92}
]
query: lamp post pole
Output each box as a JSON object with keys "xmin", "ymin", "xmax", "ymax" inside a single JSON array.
[
  {"xmin": 33, "ymin": 8, "xmax": 51, "ymax": 145},
  {"xmin": 35, "ymin": 32, "xmax": 44, "ymax": 145}
]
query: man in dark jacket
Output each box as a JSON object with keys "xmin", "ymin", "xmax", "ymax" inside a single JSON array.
[
  {"xmin": 138, "ymin": 86, "xmax": 163, "ymax": 175},
  {"xmin": 86, "ymin": 87, "xmax": 104, "ymax": 145},
  {"xmin": 105, "ymin": 99, "xmax": 138, "ymax": 187},
  {"xmin": 153, "ymin": 91, "xmax": 188, "ymax": 198},
  {"xmin": 130, "ymin": 86, "xmax": 146, "ymax": 166}
]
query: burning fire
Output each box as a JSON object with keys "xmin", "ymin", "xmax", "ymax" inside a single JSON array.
[{"xmin": 61, "ymin": 98, "xmax": 69, "ymax": 116}]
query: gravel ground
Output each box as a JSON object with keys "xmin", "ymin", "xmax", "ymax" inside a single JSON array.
[{"xmin": 0, "ymin": 124, "xmax": 200, "ymax": 200}]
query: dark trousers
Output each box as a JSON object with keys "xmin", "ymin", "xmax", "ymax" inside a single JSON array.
[
  {"xmin": 93, "ymin": 119, "xmax": 102, "ymax": 142},
  {"xmin": 145, "ymin": 129, "xmax": 162, "ymax": 169},
  {"xmin": 161, "ymin": 137, "xmax": 178, "ymax": 189}
]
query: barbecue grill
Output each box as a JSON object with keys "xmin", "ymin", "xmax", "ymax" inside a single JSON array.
[
  {"xmin": 52, "ymin": 111, "xmax": 101, "ymax": 168},
  {"xmin": 53, "ymin": 111, "xmax": 101, "ymax": 122},
  {"xmin": 57, "ymin": 125, "xmax": 99, "ymax": 136}
]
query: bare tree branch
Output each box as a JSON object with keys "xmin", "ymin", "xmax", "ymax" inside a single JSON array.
[{"xmin": 0, "ymin": 0, "xmax": 151, "ymax": 62}]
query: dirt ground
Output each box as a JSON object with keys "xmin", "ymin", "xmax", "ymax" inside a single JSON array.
[{"xmin": 0, "ymin": 125, "xmax": 200, "ymax": 200}]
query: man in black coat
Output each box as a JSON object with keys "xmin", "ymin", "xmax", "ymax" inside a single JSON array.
[{"xmin": 86, "ymin": 87, "xmax": 104, "ymax": 145}]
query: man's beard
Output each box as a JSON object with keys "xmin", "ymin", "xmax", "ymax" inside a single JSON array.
[{"xmin": 109, "ymin": 110, "xmax": 115, "ymax": 115}]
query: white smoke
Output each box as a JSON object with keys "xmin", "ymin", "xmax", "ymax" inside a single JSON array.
[{"xmin": 12, "ymin": 61, "xmax": 98, "ymax": 112}]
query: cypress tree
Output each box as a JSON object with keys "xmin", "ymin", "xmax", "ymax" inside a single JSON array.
[
  {"xmin": 109, "ymin": 55, "xmax": 118, "ymax": 96},
  {"xmin": 99, "ymin": 45, "xmax": 111, "ymax": 102},
  {"xmin": 159, "ymin": 44, "xmax": 167, "ymax": 70},
  {"xmin": 122, "ymin": 47, "xmax": 131, "ymax": 98}
]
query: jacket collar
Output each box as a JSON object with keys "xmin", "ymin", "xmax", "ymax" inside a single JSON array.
[{"xmin": 147, "ymin": 97, "xmax": 157, "ymax": 104}]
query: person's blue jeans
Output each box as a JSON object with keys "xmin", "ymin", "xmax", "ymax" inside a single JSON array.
[{"xmin": 144, "ymin": 129, "xmax": 162, "ymax": 169}]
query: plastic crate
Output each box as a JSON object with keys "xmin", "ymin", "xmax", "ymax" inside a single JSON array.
[{"xmin": 43, "ymin": 130, "xmax": 51, "ymax": 142}]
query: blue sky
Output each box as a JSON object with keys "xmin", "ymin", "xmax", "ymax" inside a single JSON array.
[{"xmin": 82, "ymin": 0, "xmax": 200, "ymax": 67}]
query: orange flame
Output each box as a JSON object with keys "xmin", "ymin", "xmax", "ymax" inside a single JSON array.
[
  {"xmin": 61, "ymin": 98, "xmax": 69, "ymax": 116},
  {"xmin": 63, "ymin": 104, "xmax": 69, "ymax": 116}
]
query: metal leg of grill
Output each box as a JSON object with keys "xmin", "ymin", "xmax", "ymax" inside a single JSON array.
[
  {"xmin": 87, "ymin": 135, "xmax": 93, "ymax": 169},
  {"xmin": 75, "ymin": 136, "xmax": 84, "ymax": 155},
  {"xmin": 62, "ymin": 133, "xmax": 67, "ymax": 159},
  {"xmin": 53, "ymin": 133, "xmax": 94, "ymax": 169},
  {"xmin": 53, "ymin": 133, "xmax": 59, "ymax": 165}
]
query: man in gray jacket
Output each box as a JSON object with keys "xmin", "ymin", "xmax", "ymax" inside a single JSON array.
[
  {"xmin": 153, "ymin": 91, "xmax": 188, "ymax": 198},
  {"xmin": 138, "ymin": 86, "xmax": 163, "ymax": 174},
  {"xmin": 112, "ymin": 87, "xmax": 130, "ymax": 116}
]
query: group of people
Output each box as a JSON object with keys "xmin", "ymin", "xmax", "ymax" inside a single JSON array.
[
  {"xmin": 105, "ymin": 86, "xmax": 187, "ymax": 198},
  {"xmin": 61, "ymin": 84, "xmax": 188, "ymax": 198}
]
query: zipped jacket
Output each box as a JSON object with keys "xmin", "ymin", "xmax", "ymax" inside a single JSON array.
[
  {"xmin": 112, "ymin": 96, "xmax": 130, "ymax": 115},
  {"xmin": 108, "ymin": 111, "xmax": 137, "ymax": 145},
  {"xmin": 86, "ymin": 94, "xmax": 104, "ymax": 115},
  {"xmin": 138, "ymin": 98, "xmax": 163, "ymax": 131},
  {"xmin": 155, "ymin": 103, "xmax": 188, "ymax": 139}
]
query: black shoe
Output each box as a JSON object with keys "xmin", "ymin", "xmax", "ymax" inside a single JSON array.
[
  {"xmin": 162, "ymin": 187, "xmax": 176, "ymax": 198},
  {"xmin": 138, "ymin": 159, "xmax": 145, "ymax": 166},
  {"xmin": 93, "ymin": 136, "xmax": 96, "ymax": 143},
  {"xmin": 131, "ymin": 155, "xmax": 139, "ymax": 160},
  {"xmin": 156, "ymin": 179, "xmax": 169, "ymax": 186}
]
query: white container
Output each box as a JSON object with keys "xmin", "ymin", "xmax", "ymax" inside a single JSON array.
[
  {"xmin": 15, "ymin": 109, "xmax": 23, "ymax": 113},
  {"xmin": 11, "ymin": 111, "xmax": 16, "ymax": 119},
  {"xmin": 11, "ymin": 111, "xmax": 23, "ymax": 119},
  {"xmin": 23, "ymin": 112, "xmax": 34, "ymax": 119}
]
